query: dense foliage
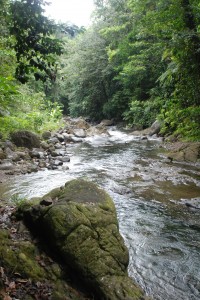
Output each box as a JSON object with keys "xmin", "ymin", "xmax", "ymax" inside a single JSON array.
[
  {"xmin": 10, "ymin": 0, "xmax": 63, "ymax": 83},
  {"xmin": 59, "ymin": 0, "xmax": 199, "ymax": 140},
  {"xmin": 0, "ymin": 0, "xmax": 63, "ymax": 138},
  {"xmin": 0, "ymin": 0, "xmax": 200, "ymax": 140}
]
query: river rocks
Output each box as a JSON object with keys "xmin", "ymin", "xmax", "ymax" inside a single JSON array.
[
  {"xmin": 99, "ymin": 119, "xmax": 115, "ymax": 126},
  {"xmin": 48, "ymin": 137, "xmax": 59, "ymax": 144},
  {"xmin": 0, "ymin": 160, "xmax": 14, "ymax": 171},
  {"xmin": 0, "ymin": 148, "xmax": 6, "ymax": 159},
  {"xmin": 40, "ymin": 140, "xmax": 49, "ymax": 150},
  {"xmin": 10, "ymin": 130, "xmax": 41, "ymax": 149},
  {"xmin": 65, "ymin": 117, "xmax": 90, "ymax": 130},
  {"xmin": 73, "ymin": 128, "xmax": 86, "ymax": 138},
  {"xmin": 165, "ymin": 142, "xmax": 200, "ymax": 163},
  {"xmin": 20, "ymin": 179, "xmax": 146, "ymax": 300},
  {"xmin": 131, "ymin": 120, "xmax": 162, "ymax": 137},
  {"xmin": 42, "ymin": 130, "xmax": 51, "ymax": 140}
]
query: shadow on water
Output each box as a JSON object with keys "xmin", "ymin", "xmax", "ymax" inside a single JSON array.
[{"xmin": 0, "ymin": 129, "xmax": 200, "ymax": 300}]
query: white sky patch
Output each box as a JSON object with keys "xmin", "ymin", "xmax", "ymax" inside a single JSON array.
[{"xmin": 44, "ymin": 0, "xmax": 95, "ymax": 27}]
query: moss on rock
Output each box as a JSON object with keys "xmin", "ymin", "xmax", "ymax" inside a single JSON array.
[{"xmin": 19, "ymin": 179, "xmax": 147, "ymax": 299}]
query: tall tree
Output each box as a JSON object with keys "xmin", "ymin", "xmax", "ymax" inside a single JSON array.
[{"xmin": 10, "ymin": 0, "xmax": 63, "ymax": 83}]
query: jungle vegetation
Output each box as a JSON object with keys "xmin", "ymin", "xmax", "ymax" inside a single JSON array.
[{"xmin": 0, "ymin": 0, "xmax": 200, "ymax": 140}]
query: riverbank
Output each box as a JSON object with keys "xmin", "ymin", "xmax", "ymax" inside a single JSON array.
[{"xmin": 0, "ymin": 117, "xmax": 110, "ymax": 182}]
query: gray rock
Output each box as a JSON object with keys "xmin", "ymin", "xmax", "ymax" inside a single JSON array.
[
  {"xmin": 71, "ymin": 136, "xmax": 83, "ymax": 143},
  {"xmin": 54, "ymin": 159, "xmax": 63, "ymax": 166},
  {"xmin": 4, "ymin": 140, "xmax": 16, "ymax": 151},
  {"xmin": 21, "ymin": 179, "xmax": 146, "ymax": 300},
  {"xmin": 73, "ymin": 129, "xmax": 86, "ymax": 138},
  {"xmin": 62, "ymin": 133, "xmax": 73, "ymax": 142},
  {"xmin": 55, "ymin": 133, "xmax": 64, "ymax": 142},
  {"xmin": 149, "ymin": 120, "xmax": 161, "ymax": 136},
  {"xmin": 48, "ymin": 137, "xmax": 59, "ymax": 144},
  {"xmin": 28, "ymin": 164, "xmax": 38, "ymax": 173},
  {"xmin": 99, "ymin": 119, "xmax": 114, "ymax": 126},
  {"xmin": 0, "ymin": 160, "xmax": 14, "ymax": 170},
  {"xmin": 38, "ymin": 161, "xmax": 47, "ymax": 168},
  {"xmin": 42, "ymin": 131, "xmax": 51, "ymax": 140},
  {"xmin": 49, "ymin": 150, "xmax": 59, "ymax": 157},
  {"xmin": 54, "ymin": 143, "xmax": 62, "ymax": 149},
  {"xmin": 62, "ymin": 166, "xmax": 69, "ymax": 171},
  {"xmin": 29, "ymin": 150, "xmax": 41, "ymax": 159},
  {"xmin": 11, "ymin": 131, "xmax": 40, "ymax": 149},
  {"xmin": 60, "ymin": 156, "xmax": 70, "ymax": 163},
  {"xmin": 0, "ymin": 148, "xmax": 6, "ymax": 159},
  {"xmin": 40, "ymin": 141, "xmax": 49, "ymax": 150}
]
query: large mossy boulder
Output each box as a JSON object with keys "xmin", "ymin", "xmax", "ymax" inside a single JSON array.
[
  {"xmin": 20, "ymin": 179, "xmax": 147, "ymax": 300},
  {"xmin": 10, "ymin": 130, "xmax": 40, "ymax": 149}
]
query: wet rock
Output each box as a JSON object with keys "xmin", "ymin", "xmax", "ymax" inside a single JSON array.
[
  {"xmin": 99, "ymin": 119, "xmax": 114, "ymax": 126},
  {"xmin": 140, "ymin": 136, "xmax": 148, "ymax": 140},
  {"xmin": 54, "ymin": 159, "xmax": 63, "ymax": 166},
  {"xmin": 165, "ymin": 142, "xmax": 200, "ymax": 163},
  {"xmin": 60, "ymin": 156, "xmax": 70, "ymax": 163},
  {"xmin": 54, "ymin": 143, "xmax": 62, "ymax": 149},
  {"xmin": 69, "ymin": 117, "xmax": 90, "ymax": 130},
  {"xmin": 4, "ymin": 140, "xmax": 16, "ymax": 151},
  {"xmin": 149, "ymin": 120, "xmax": 161, "ymax": 136},
  {"xmin": 56, "ymin": 149, "xmax": 66, "ymax": 156},
  {"xmin": 38, "ymin": 161, "xmax": 47, "ymax": 168},
  {"xmin": 167, "ymin": 151, "xmax": 185, "ymax": 162},
  {"xmin": 71, "ymin": 136, "xmax": 83, "ymax": 143},
  {"xmin": 29, "ymin": 149, "xmax": 41, "ymax": 159},
  {"xmin": 55, "ymin": 133, "xmax": 65, "ymax": 142},
  {"xmin": 63, "ymin": 133, "xmax": 74, "ymax": 142},
  {"xmin": 0, "ymin": 148, "xmax": 6, "ymax": 159},
  {"xmin": 132, "ymin": 120, "xmax": 162, "ymax": 137},
  {"xmin": 48, "ymin": 137, "xmax": 59, "ymax": 144},
  {"xmin": 62, "ymin": 165, "xmax": 69, "ymax": 171},
  {"xmin": 10, "ymin": 131, "xmax": 40, "ymax": 149},
  {"xmin": 40, "ymin": 198, "xmax": 53, "ymax": 206},
  {"xmin": 21, "ymin": 179, "xmax": 146, "ymax": 300},
  {"xmin": 40, "ymin": 141, "xmax": 49, "ymax": 150},
  {"xmin": 0, "ymin": 160, "xmax": 14, "ymax": 170},
  {"xmin": 16, "ymin": 151, "xmax": 29, "ymax": 160},
  {"xmin": 27, "ymin": 164, "xmax": 38, "ymax": 173},
  {"xmin": 49, "ymin": 150, "xmax": 59, "ymax": 157},
  {"xmin": 73, "ymin": 129, "xmax": 86, "ymax": 138},
  {"xmin": 42, "ymin": 131, "xmax": 51, "ymax": 140}
]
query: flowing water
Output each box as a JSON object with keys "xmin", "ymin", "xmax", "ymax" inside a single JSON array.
[{"xmin": 1, "ymin": 128, "xmax": 200, "ymax": 300}]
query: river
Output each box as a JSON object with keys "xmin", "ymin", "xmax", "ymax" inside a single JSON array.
[{"xmin": 1, "ymin": 128, "xmax": 200, "ymax": 300}]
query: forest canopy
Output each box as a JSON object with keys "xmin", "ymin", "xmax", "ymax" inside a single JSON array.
[{"xmin": 0, "ymin": 0, "xmax": 200, "ymax": 140}]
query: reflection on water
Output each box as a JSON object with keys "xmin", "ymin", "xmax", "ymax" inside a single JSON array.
[{"xmin": 0, "ymin": 129, "xmax": 200, "ymax": 300}]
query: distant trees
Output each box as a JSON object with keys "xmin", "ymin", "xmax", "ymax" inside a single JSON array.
[
  {"xmin": 60, "ymin": 0, "xmax": 200, "ymax": 139},
  {"xmin": 0, "ymin": 0, "xmax": 199, "ymax": 140}
]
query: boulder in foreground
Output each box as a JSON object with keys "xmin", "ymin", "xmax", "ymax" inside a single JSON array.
[{"xmin": 20, "ymin": 179, "xmax": 148, "ymax": 300}]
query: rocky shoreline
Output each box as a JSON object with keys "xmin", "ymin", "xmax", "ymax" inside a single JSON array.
[
  {"xmin": 0, "ymin": 118, "xmax": 199, "ymax": 183},
  {"xmin": 0, "ymin": 117, "xmax": 111, "ymax": 182}
]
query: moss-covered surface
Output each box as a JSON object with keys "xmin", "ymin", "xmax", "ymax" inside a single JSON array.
[
  {"xmin": 0, "ymin": 206, "xmax": 92, "ymax": 300},
  {"xmin": 18, "ymin": 179, "xmax": 148, "ymax": 300}
]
